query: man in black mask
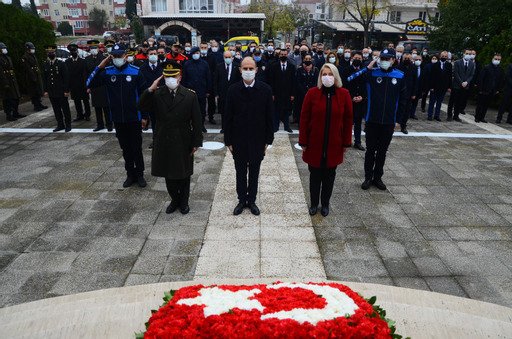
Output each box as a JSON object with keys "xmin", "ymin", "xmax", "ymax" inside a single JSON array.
[
  {"xmin": 397, "ymin": 52, "xmax": 417, "ymax": 134},
  {"xmin": 267, "ymin": 48, "xmax": 295, "ymax": 133},
  {"xmin": 66, "ymin": 43, "xmax": 91, "ymax": 122},
  {"xmin": 288, "ymin": 44, "xmax": 302, "ymax": 69},
  {"xmin": 43, "ymin": 45, "xmax": 72, "ymax": 132}
]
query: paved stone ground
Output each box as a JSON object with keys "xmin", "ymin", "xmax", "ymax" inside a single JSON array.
[{"xmin": 1, "ymin": 96, "xmax": 512, "ymax": 309}]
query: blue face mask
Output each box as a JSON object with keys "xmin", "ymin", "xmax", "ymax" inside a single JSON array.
[
  {"xmin": 254, "ymin": 56, "xmax": 262, "ymax": 62},
  {"xmin": 192, "ymin": 54, "xmax": 200, "ymax": 60}
]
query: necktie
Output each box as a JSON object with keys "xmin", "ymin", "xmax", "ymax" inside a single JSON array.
[
  {"xmin": 152, "ymin": 64, "xmax": 155, "ymax": 71},
  {"xmin": 282, "ymin": 64, "xmax": 285, "ymax": 72},
  {"xmin": 464, "ymin": 62, "xmax": 468, "ymax": 72},
  {"xmin": 170, "ymin": 90, "xmax": 175, "ymax": 102}
]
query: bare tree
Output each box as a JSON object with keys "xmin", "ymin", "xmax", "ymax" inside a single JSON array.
[{"xmin": 329, "ymin": 0, "xmax": 389, "ymax": 46}]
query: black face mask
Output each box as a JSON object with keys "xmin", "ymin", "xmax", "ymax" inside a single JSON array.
[
  {"xmin": 303, "ymin": 60, "xmax": 312, "ymax": 66},
  {"xmin": 294, "ymin": 49, "xmax": 299, "ymax": 55},
  {"xmin": 279, "ymin": 55, "xmax": 288, "ymax": 62},
  {"xmin": 403, "ymin": 59, "xmax": 412, "ymax": 65},
  {"xmin": 300, "ymin": 51, "xmax": 307, "ymax": 56},
  {"xmin": 352, "ymin": 59, "xmax": 362, "ymax": 67},
  {"xmin": 312, "ymin": 48, "xmax": 317, "ymax": 53},
  {"xmin": 70, "ymin": 52, "xmax": 78, "ymax": 58},
  {"xmin": 158, "ymin": 54, "xmax": 166, "ymax": 60},
  {"xmin": 440, "ymin": 57, "xmax": 447, "ymax": 62},
  {"xmin": 48, "ymin": 53, "xmax": 56, "ymax": 60}
]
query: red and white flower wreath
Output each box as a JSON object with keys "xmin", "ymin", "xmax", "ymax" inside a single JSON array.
[{"xmin": 139, "ymin": 282, "xmax": 404, "ymax": 338}]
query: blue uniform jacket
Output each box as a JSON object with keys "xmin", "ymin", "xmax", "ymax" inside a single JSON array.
[
  {"xmin": 181, "ymin": 58, "xmax": 211, "ymax": 99},
  {"xmin": 87, "ymin": 63, "xmax": 146, "ymax": 123},
  {"xmin": 347, "ymin": 67, "xmax": 407, "ymax": 125}
]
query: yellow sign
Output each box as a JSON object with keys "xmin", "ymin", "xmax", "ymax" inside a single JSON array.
[{"xmin": 405, "ymin": 19, "xmax": 428, "ymax": 35}]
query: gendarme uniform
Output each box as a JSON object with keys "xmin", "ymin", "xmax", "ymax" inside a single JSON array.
[
  {"xmin": 0, "ymin": 42, "xmax": 22, "ymax": 121},
  {"xmin": 21, "ymin": 42, "xmax": 46, "ymax": 111},
  {"xmin": 43, "ymin": 44, "xmax": 72, "ymax": 132},
  {"xmin": 139, "ymin": 61, "xmax": 203, "ymax": 214},
  {"xmin": 87, "ymin": 43, "xmax": 147, "ymax": 187}
]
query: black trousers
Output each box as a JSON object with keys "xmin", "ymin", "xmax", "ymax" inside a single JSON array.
[
  {"xmin": 364, "ymin": 123, "xmax": 394, "ymax": 181},
  {"xmin": 2, "ymin": 98, "xmax": 19, "ymax": 116},
  {"xmin": 234, "ymin": 158, "xmax": 262, "ymax": 204},
  {"xmin": 207, "ymin": 94, "xmax": 216, "ymax": 120},
  {"xmin": 420, "ymin": 90, "xmax": 428, "ymax": 111},
  {"xmin": 452, "ymin": 88, "xmax": 470, "ymax": 118},
  {"xmin": 273, "ymin": 100, "xmax": 291, "ymax": 131},
  {"xmin": 94, "ymin": 106, "xmax": 112, "ymax": 129},
  {"xmin": 475, "ymin": 93, "xmax": 493, "ymax": 121},
  {"xmin": 49, "ymin": 96, "xmax": 71, "ymax": 128},
  {"xmin": 400, "ymin": 97, "xmax": 413, "ymax": 128},
  {"xmin": 198, "ymin": 96, "xmax": 207, "ymax": 124},
  {"xmin": 73, "ymin": 97, "xmax": 91, "ymax": 119},
  {"xmin": 353, "ymin": 101, "xmax": 365, "ymax": 145},
  {"xmin": 31, "ymin": 96, "xmax": 44, "ymax": 110},
  {"xmin": 114, "ymin": 121, "xmax": 144, "ymax": 179},
  {"xmin": 309, "ymin": 165, "xmax": 336, "ymax": 207},
  {"xmin": 410, "ymin": 95, "xmax": 420, "ymax": 118},
  {"xmin": 218, "ymin": 98, "xmax": 226, "ymax": 131},
  {"xmin": 497, "ymin": 88, "xmax": 512, "ymax": 122},
  {"xmin": 165, "ymin": 177, "xmax": 191, "ymax": 208}
]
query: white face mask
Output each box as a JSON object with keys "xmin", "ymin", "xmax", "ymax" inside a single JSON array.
[
  {"xmin": 463, "ymin": 54, "xmax": 471, "ymax": 61},
  {"xmin": 165, "ymin": 76, "xmax": 179, "ymax": 90},
  {"xmin": 185, "ymin": 47, "xmax": 191, "ymax": 52},
  {"xmin": 379, "ymin": 60, "xmax": 391, "ymax": 70},
  {"xmin": 470, "ymin": 54, "xmax": 476, "ymax": 60},
  {"xmin": 30, "ymin": 49, "xmax": 35, "ymax": 54},
  {"xmin": 148, "ymin": 55, "xmax": 158, "ymax": 63},
  {"xmin": 396, "ymin": 52, "xmax": 403, "ymax": 59},
  {"xmin": 372, "ymin": 55, "xmax": 378, "ymax": 60},
  {"xmin": 242, "ymin": 70, "xmax": 256, "ymax": 81},
  {"xmin": 192, "ymin": 53, "xmax": 200, "ymax": 60},
  {"xmin": 90, "ymin": 49, "xmax": 98, "ymax": 55},
  {"xmin": 337, "ymin": 48, "xmax": 344, "ymax": 54},
  {"xmin": 113, "ymin": 58, "xmax": 126, "ymax": 68},
  {"xmin": 422, "ymin": 51, "xmax": 428, "ymax": 56},
  {"xmin": 492, "ymin": 59, "xmax": 500, "ymax": 66},
  {"xmin": 328, "ymin": 57, "xmax": 336, "ymax": 64},
  {"xmin": 344, "ymin": 52, "xmax": 351, "ymax": 59},
  {"xmin": 200, "ymin": 49, "xmax": 208, "ymax": 55},
  {"xmin": 414, "ymin": 60, "xmax": 422, "ymax": 66},
  {"xmin": 363, "ymin": 53, "xmax": 369, "ymax": 58},
  {"xmin": 321, "ymin": 75, "xmax": 335, "ymax": 88},
  {"xmin": 127, "ymin": 56, "xmax": 134, "ymax": 63},
  {"xmin": 267, "ymin": 46, "xmax": 274, "ymax": 52},
  {"xmin": 1, "ymin": 49, "xmax": 7, "ymax": 55},
  {"xmin": 431, "ymin": 59, "xmax": 438, "ymax": 64},
  {"xmin": 107, "ymin": 47, "xmax": 112, "ymax": 53},
  {"xmin": 211, "ymin": 47, "xmax": 218, "ymax": 53},
  {"xmin": 224, "ymin": 58, "xmax": 232, "ymax": 65}
]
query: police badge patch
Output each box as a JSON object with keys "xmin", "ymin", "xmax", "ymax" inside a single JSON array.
[
  {"xmin": 376, "ymin": 77, "xmax": 382, "ymax": 84},
  {"xmin": 391, "ymin": 78, "xmax": 397, "ymax": 85},
  {"xmin": 111, "ymin": 75, "xmax": 116, "ymax": 82},
  {"xmin": 126, "ymin": 75, "xmax": 132, "ymax": 82}
]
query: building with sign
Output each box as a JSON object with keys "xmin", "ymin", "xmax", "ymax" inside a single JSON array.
[
  {"xmin": 296, "ymin": 0, "xmax": 439, "ymax": 48},
  {"xmin": 139, "ymin": 0, "xmax": 265, "ymax": 44}
]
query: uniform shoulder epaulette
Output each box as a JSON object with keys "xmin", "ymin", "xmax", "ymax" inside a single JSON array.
[
  {"xmin": 185, "ymin": 87, "xmax": 196, "ymax": 93},
  {"xmin": 105, "ymin": 65, "xmax": 114, "ymax": 70},
  {"xmin": 129, "ymin": 64, "xmax": 140, "ymax": 70}
]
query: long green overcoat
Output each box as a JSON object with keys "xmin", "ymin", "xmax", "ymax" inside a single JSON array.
[{"xmin": 139, "ymin": 84, "xmax": 203, "ymax": 180}]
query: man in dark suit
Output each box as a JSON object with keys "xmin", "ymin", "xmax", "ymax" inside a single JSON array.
[
  {"xmin": 409, "ymin": 54, "xmax": 429, "ymax": 120},
  {"xmin": 496, "ymin": 63, "xmax": 512, "ymax": 124},
  {"xmin": 342, "ymin": 51, "xmax": 366, "ymax": 150},
  {"xmin": 474, "ymin": 54, "xmax": 504, "ymax": 123},
  {"xmin": 267, "ymin": 48, "xmax": 296, "ymax": 133},
  {"xmin": 427, "ymin": 51, "xmax": 452, "ymax": 121},
  {"xmin": 397, "ymin": 53, "xmax": 417, "ymax": 134},
  {"xmin": 139, "ymin": 62, "xmax": 203, "ymax": 215},
  {"xmin": 450, "ymin": 49, "xmax": 475, "ymax": 122},
  {"xmin": 224, "ymin": 57, "xmax": 274, "ymax": 216},
  {"xmin": 213, "ymin": 51, "xmax": 241, "ymax": 133},
  {"xmin": 66, "ymin": 43, "xmax": 91, "ymax": 122}
]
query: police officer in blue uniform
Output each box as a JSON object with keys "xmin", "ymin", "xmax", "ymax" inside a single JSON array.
[
  {"xmin": 347, "ymin": 48, "xmax": 407, "ymax": 191},
  {"xmin": 87, "ymin": 44, "xmax": 148, "ymax": 188}
]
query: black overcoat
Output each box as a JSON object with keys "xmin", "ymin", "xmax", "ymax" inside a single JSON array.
[
  {"xmin": 21, "ymin": 52, "xmax": 43, "ymax": 97},
  {"xmin": 139, "ymin": 85, "xmax": 203, "ymax": 180},
  {"xmin": 65, "ymin": 57, "xmax": 88, "ymax": 100},
  {"xmin": 224, "ymin": 80, "xmax": 274, "ymax": 163},
  {"xmin": 84, "ymin": 53, "xmax": 108, "ymax": 107},
  {"xmin": 0, "ymin": 55, "xmax": 21, "ymax": 99}
]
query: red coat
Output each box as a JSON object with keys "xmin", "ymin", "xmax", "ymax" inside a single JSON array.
[{"xmin": 299, "ymin": 86, "xmax": 353, "ymax": 168}]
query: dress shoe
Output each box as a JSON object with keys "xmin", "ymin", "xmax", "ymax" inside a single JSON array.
[
  {"xmin": 410, "ymin": 115, "xmax": 418, "ymax": 120},
  {"xmin": 14, "ymin": 113, "xmax": 26, "ymax": 119},
  {"xmin": 85, "ymin": 116, "xmax": 90, "ymax": 121},
  {"xmin": 233, "ymin": 202, "xmax": 245, "ymax": 215},
  {"xmin": 372, "ymin": 178, "xmax": 387, "ymax": 191},
  {"xmin": 507, "ymin": 120, "xmax": 512, "ymax": 125},
  {"xmin": 41, "ymin": 105, "xmax": 48, "ymax": 109},
  {"xmin": 496, "ymin": 119, "xmax": 502, "ymax": 123},
  {"xmin": 220, "ymin": 129, "xmax": 224, "ymax": 133},
  {"xmin": 166, "ymin": 202, "xmax": 178, "ymax": 214},
  {"xmin": 209, "ymin": 119, "xmax": 217, "ymax": 125},
  {"xmin": 123, "ymin": 177, "xmax": 135, "ymax": 188},
  {"xmin": 65, "ymin": 127, "xmax": 71, "ymax": 132},
  {"xmin": 93, "ymin": 126, "xmax": 104, "ymax": 132},
  {"xmin": 309, "ymin": 206, "xmax": 318, "ymax": 216},
  {"xmin": 320, "ymin": 206, "xmax": 329, "ymax": 217},
  {"xmin": 474, "ymin": 118, "xmax": 480, "ymax": 123},
  {"xmin": 401, "ymin": 127, "xmax": 408, "ymax": 134},
  {"xmin": 248, "ymin": 203, "xmax": 260, "ymax": 215},
  {"xmin": 179, "ymin": 205, "xmax": 190, "ymax": 214},
  {"xmin": 137, "ymin": 176, "xmax": 147, "ymax": 188},
  {"xmin": 434, "ymin": 117, "xmax": 442, "ymax": 122},
  {"xmin": 421, "ymin": 108, "xmax": 426, "ymax": 113},
  {"xmin": 149, "ymin": 142, "xmax": 153, "ymax": 149},
  {"xmin": 461, "ymin": 111, "xmax": 466, "ymax": 115},
  {"xmin": 285, "ymin": 128, "xmax": 293, "ymax": 133},
  {"xmin": 53, "ymin": 126, "xmax": 65, "ymax": 132},
  {"xmin": 107, "ymin": 127, "xmax": 113, "ymax": 132},
  {"xmin": 427, "ymin": 117, "xmax": 433, "ymax": 121},
  {"xmin": 35, "ymin": 107, "xmax": 44, "ymax": 112},
  {"xmin": 73, "ymin": 117, "xmax": 84, "ymax": 122},
  {"xmin": 353, "ymin": 143, "xmax": 365, "ymax": 151},
  {"xmin": 480, "ymin": 119, "xmax": 488, "ymax": 123},
  {"xmin": 202, "ymin": 126, "xmax": 207, "ymax": 133},
  {"xmin": 454, "ymin": 117, "xmax": 462, "ymax": 122},
  {"xmin": 446, "ymin": 117, "xmax": 453, "ymax": 121},
  {"xmin": 361, "ymin": 179, "xmax": 371, "ymax": 190},
  {"xmin": 6, "ymin": 115, "xmax": 17, "ymax": 121}
]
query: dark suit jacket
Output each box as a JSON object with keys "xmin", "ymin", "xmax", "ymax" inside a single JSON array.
[
  {"xmin": 413, "ymin": 65, "xmax": 429, "ymax": 97},
  {"xmin": 139, "ymin": 62, "xmax": 163, "ymax": 90},
  {"xmin": 43, "ymin": 59, "xmax": 69, "ymax": 97},
  {"xmin": 267, "ymin": 60, "xmax": 296, "ymax": 106},
  {"xmin": 224, "ymin": 80, "xmax": 274, "ymax": 163},
  {"xmin": 428, "ymin": 61, "xmax": 452, "ymax": 92},
  {"xmin": 213, "ymin": 62, "xmax": 241, "ymax": 100},
  {"xmin": 65, "ymin": 57, "xmax": 88, "ymax": 99},
  {"xmin": 478, "ymin": 64, "xmax": 504, "ymax": 95},
  {"xmin": 452, "ymin": 59, "xmax": 475, "ymax": 90}
]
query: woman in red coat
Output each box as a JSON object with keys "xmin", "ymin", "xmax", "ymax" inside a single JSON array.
[{"xmin": 299, "ymin": 63, "xmax": 353, "ymax": 217}]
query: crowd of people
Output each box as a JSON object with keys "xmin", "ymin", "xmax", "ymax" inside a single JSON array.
[{"xmin": 0, "ymin": 37, "xmax": 511, "ymax": 216}]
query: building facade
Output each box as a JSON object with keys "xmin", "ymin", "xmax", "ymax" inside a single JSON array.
[{"xmin": 37, "ymin": 0, "xmax": 126, "ymax": 35}]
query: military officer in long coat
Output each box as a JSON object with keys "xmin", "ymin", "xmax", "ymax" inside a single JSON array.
[
  {"xmin": 139, "ymin": 61, "xmax": 203, "ymax": 215},
  {"xmin": 84, "ymin": 40, "xmax": 112, "ymax": 131},
  {"xmin": 66, "ymin": 43, "xmax": 91, "ymax": 121},
  {"xmin": 0, "ymin": 42, "xmax": 22, "ymax": 121},
  {"xmin": 43, "ymin": 44, "xmax": 72, "ymax": 132},
  {"xmin": 21, "ymin": 42, "xmax": 47, "ymax": 112}
]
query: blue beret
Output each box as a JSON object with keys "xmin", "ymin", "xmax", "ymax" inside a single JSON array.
[{"xmin": 380, "ymin": 48, "xmax": 396, "ymax": 58}]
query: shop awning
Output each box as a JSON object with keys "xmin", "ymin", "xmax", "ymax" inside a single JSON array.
[
  {"xmin": 317, "ymin": 21, "xmax": 405, "ymax": 34},
  {"xmin": 141, "ymin": 13, "xmax": 266, "ymax": 20}
]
